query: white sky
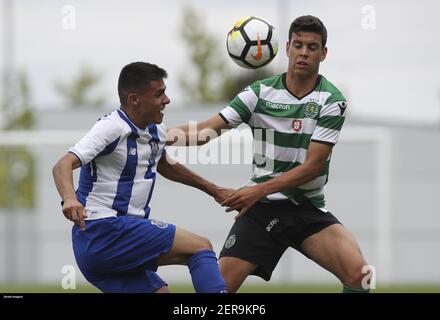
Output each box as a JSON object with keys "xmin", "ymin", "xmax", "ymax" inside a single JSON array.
[{"xmin": 2, "ymin": 0, "xmax": 440, "ymax": 124}]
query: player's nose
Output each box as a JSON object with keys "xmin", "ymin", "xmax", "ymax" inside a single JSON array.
[{"xmin": 299, "ymin": 46, "xmax": 308, "ymax": 56}]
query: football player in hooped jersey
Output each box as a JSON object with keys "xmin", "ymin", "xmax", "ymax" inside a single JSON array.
[
  {"xmin": 168, "ymin": 16, "xmax": 370, "ymax": 293},
  {"xmin": 52, "ymin": 62, "xmax": 229, "ymax": 293}
]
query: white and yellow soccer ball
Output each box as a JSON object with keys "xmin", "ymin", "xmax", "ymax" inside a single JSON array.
[{"xmin": 226, "ymin": 16, "xmax": 279, "ymax": 69}]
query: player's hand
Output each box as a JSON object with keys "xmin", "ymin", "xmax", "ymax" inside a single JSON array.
[
  {"xmin": 211, "ymin": 186, "xmax": 236, "ymax": 205},
  {"xmin": 221, "ymin": 185, "xmax": 266, "ymax": 220},
  {"xmin": 62, "ymin": 199, "xmax": 87, "ymax": 231}
]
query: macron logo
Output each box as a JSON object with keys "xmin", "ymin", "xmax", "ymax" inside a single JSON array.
[
  {"xmin": 129, "ymin": 147, "xmax": 137, "ymax": 156},
  {"xmin": 266, "ymin": 101, "xmax": 290, "ymax": 111}
]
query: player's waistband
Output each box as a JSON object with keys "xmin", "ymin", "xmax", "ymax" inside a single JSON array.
[{"xmin": 84, "ymin": 208, "xmax": 147, "ymax": 220}]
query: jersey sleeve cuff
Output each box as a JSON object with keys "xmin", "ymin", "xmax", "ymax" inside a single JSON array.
[
  {"xmin": 68, "ymin": 149, "xmax": 85, "ymax": 166},
  {"xmin": 310, "ymin": 139, "xmax": 336, "ymax": 146},
  {"xmin": 218, "ymin": 112, "xmax": 230, "ymax": 125}
]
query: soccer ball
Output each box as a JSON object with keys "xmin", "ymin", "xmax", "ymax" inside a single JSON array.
[{"xmin": 226, "ymin": 16, "xmax": 279, "ymax": 69}]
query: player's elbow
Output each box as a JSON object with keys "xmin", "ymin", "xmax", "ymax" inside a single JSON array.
[
  {"xmin": 311, "ymin": 165, "xmax": 323, "ymax": 178},
  {"xmin": 157, "ymin": 153, "xmax": 175, "ymax": 175},
  {"xmin": 156, "ymin": 161, "xmax": 169, "ymax": 177},
  {"xmin": 305, "ymin": 161, "xmax": 324, "ymax": 180},
  {"xmin": 157, "ymin": 165, "xmax": 170, "ymax": 179},
  {"xmin": 52, "ymin": 155, "xmax": 77, "ymax": 179},
  {"xmin": 52, "ymin": 159, "xmax": 61, "ymax": 174},
  {"xmin": 52, "ymin": 160, "xmax": 63, "ymax": 181}
]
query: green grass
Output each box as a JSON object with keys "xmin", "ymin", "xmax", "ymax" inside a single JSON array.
[{"xmin": 1, "ymin": 283, "xmax": 440, "ymax": 293}]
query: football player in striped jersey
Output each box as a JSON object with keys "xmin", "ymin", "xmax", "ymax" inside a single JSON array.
[{"xmin": 168, "ymin": 16, "xmax": 370, "ymax": 293}]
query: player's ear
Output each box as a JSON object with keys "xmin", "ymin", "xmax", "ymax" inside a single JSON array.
[
  {"xmin": 321, "ymin": 47, "xmax": 328, "ymax": 62},
  {"xmin": 127, "ymin": 93, "xmax": 139, "ymax": 105},
  {"xmin": 286, "ymin": 41, "xmax": 290, "ymax": 57}
]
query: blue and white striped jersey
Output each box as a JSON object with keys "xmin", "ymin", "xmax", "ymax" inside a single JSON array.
[{"xmin": 69, "ymin": 109, "xmax": 166, "ymax": 220}]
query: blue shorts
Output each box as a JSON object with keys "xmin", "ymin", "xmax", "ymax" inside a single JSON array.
[{"xmin": 72, "ymin": 215, "xmax": 176, "ymax": 293}]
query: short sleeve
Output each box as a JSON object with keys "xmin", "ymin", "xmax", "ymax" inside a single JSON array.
[
  {"xmin": 219, "ymin": 84, "xmax": 259, "ymax": 127},
  {"xmin": 69, "ymin": 117, "xmax": 122, "ymax": 165},
  {"xmin": 311, "ymin": 100, "xmax": 347, "ymax": 145}
]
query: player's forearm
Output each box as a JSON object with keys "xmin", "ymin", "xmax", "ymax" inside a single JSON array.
[
  {"xmin": 167, "ymin": 115, "xmax": 229, "ymax": 146},
  {"xmin": 52, "ymin": 160, "xmax": 78, "ymax": 202},
  {"xmin": 167, "ymin": 125, "xmax": 214, "ymax": 146},
  {"xmin": 167, "ymin": 126, "xmax": 192, "ymax": 146},
  {"xmin": 158, "ymin": 161, "xmax": 217, "ymax": 196},
  {"xmin": 259, "ymin": 163, "xmax": 320, "ymax": 196}
]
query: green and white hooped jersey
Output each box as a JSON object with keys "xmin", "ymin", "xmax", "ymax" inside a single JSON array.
[{"xmin": 219, "ymin": 73, "xmax": 347, "ymax": 208}]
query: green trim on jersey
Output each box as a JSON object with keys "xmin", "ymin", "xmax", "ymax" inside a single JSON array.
[
  {"xmin": 229, "ymin": 95, "xmax": 252, "ymax": 123},
  {"xmin": 249, "ymin": 81, "xmax": 262, "ymax": 96},
  {"xmin": 252, "ymin": 159, "xmax": 330, "ymax": 179},
  {"xmin": 325, "ymin": 92, "xmax": 346, "ymax": 105},
  {"xmin": 254, "ymin": 99, "xmax": 315, "ymax": 119},
  {"xmin": 251, "ymin": 127, "xmax": 312, "ymax": 149},
  {"xmin": 317, "ymin": 115, "xmax": 345, "ymax": 130},
  {"xmin": 228, "ymin": 73, "xmax": 346, "ymax": 208}
]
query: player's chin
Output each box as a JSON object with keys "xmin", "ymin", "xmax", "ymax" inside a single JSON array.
[
  {"xmin": 293, "ymin": 67, "xmax": 313, "ymax": 77},
  {"xmin": 293, "ymin": 64, "xmax": 309, "ymax": 72},
  {"xmin": 154, "ymin": 113, "xmax": 164, "ymax": 124}
]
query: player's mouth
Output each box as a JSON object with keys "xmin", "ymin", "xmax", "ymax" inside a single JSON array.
[
  {"xmin": 160, "ymin": 106, "xmax": 166, "ymax": 115},
  {"xmin": 296, "ymin": 61, "xmax": 308, "ymax": 67}
]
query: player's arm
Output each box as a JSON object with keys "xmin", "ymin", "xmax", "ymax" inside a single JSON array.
[
  {"xmin": 166, "ymin": 114, "xmax": 231, "ymax": 146},
  {"xmin": 167, "ymin": 83, "xmax": 257, "ymax": 146},
  {"xmin": 52, "ymin": 116, "xmax": 121, "ymax": 229},
  {"xmin": 222, "ymin": 142, "xmax": 333, "ymax": 218},
  {"xmin": 258, "ymin": 141, "xmax": 332, "ymax": 195},
  {"xmin": 52, "ymin": 153, "xmax": 87, "ymax": 230},
  {"xmin": 157, "ymin": 151, "xmax": 234, "ymax": 204}
]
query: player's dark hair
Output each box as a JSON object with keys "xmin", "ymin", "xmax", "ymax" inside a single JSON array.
[
  {"xmin": 288, "ymin": 15, "xmax": 327, "ymax": 48},
  {"xmin": 118, "ymin": 62, "xmax": 168, "ymax": 106}
]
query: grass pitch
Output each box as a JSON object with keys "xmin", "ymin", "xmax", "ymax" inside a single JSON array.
[{"xmin": 1, "ymin": 283, "xmax": 439, "ymax": 293}]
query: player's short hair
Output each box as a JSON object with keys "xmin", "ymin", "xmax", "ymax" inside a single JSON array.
[
  {"xmin": 288, "ymin": 15, "xmax": 328, "ymax": 48},
  {"xmin": 118, "ymin": 62, "xmax": 168, "ymax": 105}
]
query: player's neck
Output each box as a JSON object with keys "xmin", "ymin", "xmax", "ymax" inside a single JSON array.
[
  {"xmin": 285, "ymin": 72, "xmax": 319, "ymax": 99},
  {"xmin": 121, "ymin": 107, "xmax": 148, "ymax": 130}
]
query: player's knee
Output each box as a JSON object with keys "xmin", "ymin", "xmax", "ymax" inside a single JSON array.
[
  {"xmin": 195, "ymin": 236, "xmax": 213, "ymax": 252},
  {"xmin": 187, "ymin": 235, "xmax": 213, "ymax": 254},
  {"xmin": 342, "ymin": 263, "xmax": 368, "ymax": 288},
  {"xmin": 154, "ymin": 286, "xmax": 170, "ymax": 293}
]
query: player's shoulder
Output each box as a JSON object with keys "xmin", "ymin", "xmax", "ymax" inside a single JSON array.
[
  {"xmin": 258, "ymin": 73, "xmax": 282, "ymax": 85},
  {"xmin": 93, "ymin": 109, "xmax": 126, "ymax": 134},
  {"xmin": 318, "ymin": 75, "xmax": 347, "ymax": 105},
  {"xmin": 253, "ymin": 73, "xmax": 282, "ymax": 88},
  {"xmin": 97, "ymin": 109, "xmax": 121, "ymax": 123},
  {"xmin": 247, "ymin": 74, "xmax": 283, "ymax": 96}
]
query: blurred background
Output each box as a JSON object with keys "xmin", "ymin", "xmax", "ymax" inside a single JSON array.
[{"xmin": 0, "ymin": 0, "xmax": 439, "ymax": 293}]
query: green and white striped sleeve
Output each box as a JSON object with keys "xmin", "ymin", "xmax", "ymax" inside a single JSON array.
[
  {"xmin": 219, "ymin": 83, "xmax": 259, "ymax": 127},
  {"xmin": 311, "ymin": 98, "xmax": 347, "ymax": 145}
]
